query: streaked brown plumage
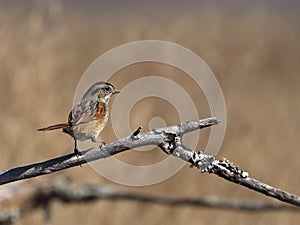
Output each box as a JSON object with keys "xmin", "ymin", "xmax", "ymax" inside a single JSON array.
[{"xmin": 38, "ymin": 81, "xmax": 120, "ymax": 154}]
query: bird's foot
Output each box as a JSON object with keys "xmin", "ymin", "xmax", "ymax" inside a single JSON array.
[{"xmin": 74, "ymin": 148, "xmax": 82, "ymax": 156}]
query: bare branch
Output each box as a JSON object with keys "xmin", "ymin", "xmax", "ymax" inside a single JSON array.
[
  {"xmin": 0, "ymin": 117, "xmax": 218, "ymax": 186},
  {"xmin": 0, "ymin": 178, "xmax": 299, "ymax": 224},
  {"xmin": 44, "ymin": 179, "xmax": 299, "ymax": 212},
  {"xmin": 208, "ymin": 159, "xmax": 300, "ymax": 207},
  {"xmin": 0, "ymin": 117, "xmax": 299, "ymax": 208},
  {"xmin": 160, "ymin": 133, "xmax": 300, "ymax": 207}
]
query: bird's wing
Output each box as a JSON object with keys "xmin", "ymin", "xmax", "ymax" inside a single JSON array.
[{"xmin": 68, "ymin": 98, "xmax": 106, "ymax": 126}]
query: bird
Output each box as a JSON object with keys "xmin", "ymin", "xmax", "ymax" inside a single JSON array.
[{"xmin": 38, "ymin": 81, "xmax": 120, "ymax": 155}]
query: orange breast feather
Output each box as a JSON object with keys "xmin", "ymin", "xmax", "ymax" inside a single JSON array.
[{"xmin": 94, "ymin": 102, "xmax": 106, "ymax": 119}]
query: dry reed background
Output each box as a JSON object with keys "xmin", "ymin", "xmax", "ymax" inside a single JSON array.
[{"xmin": 0, "ymin": 0, "xmax": 299, "ymax": 224}]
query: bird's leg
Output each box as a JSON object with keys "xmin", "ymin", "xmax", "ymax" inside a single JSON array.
[
  {"xmin": 73, "ymin": 138, "xmax": 82, "ymax": 168},
  {"xmin": 73, "ymin": 138, "xmax": 82, "ymax": 156}
]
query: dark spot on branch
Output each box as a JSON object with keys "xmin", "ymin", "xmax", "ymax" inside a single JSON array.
[{"xmin": 132, "ymin": 126, "xmax": 142, "ymax": 136}]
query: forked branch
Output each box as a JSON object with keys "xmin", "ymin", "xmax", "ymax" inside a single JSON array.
[{"xmin": 0, "ymin": 117, "xmax": 299, "ymax": 207}]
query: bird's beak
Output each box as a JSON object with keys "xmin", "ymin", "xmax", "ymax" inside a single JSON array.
[{"xmin": 113, "ymin": 89, "xmax": 120, "ymax": 94}]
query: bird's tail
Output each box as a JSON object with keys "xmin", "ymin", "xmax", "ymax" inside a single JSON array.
[{"xmin": 37, "ymin": 123, "xmax": 69, "ymax": 131}]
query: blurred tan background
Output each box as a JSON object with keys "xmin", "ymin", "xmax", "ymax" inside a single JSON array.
[{"xmin": 0, "ymin": 0, "xmax": 300, "ymax": 224}]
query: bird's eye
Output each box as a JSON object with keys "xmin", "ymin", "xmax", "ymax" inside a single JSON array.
[{"xmin": 105, "ymin": 87, "xmax": 110, "ymax": 91}]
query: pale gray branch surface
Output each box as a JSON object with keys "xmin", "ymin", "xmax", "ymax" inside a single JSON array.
[
  {"xmin": 0, "ymin": 117, "xmax": 218, "ymax": 185},
  {"xmin": 0, "ymin": 117, "xmax": 299, "ymax": 208}
]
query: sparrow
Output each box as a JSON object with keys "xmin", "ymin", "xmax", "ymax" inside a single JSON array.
[{"xmin": 38, "ymin": 81, "xmax": 120, "ymax": 155}]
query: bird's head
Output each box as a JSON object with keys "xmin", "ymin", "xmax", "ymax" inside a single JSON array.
[{"xmin": 82, "ymin": 81, "xmax": 120, "ymax": 102}]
